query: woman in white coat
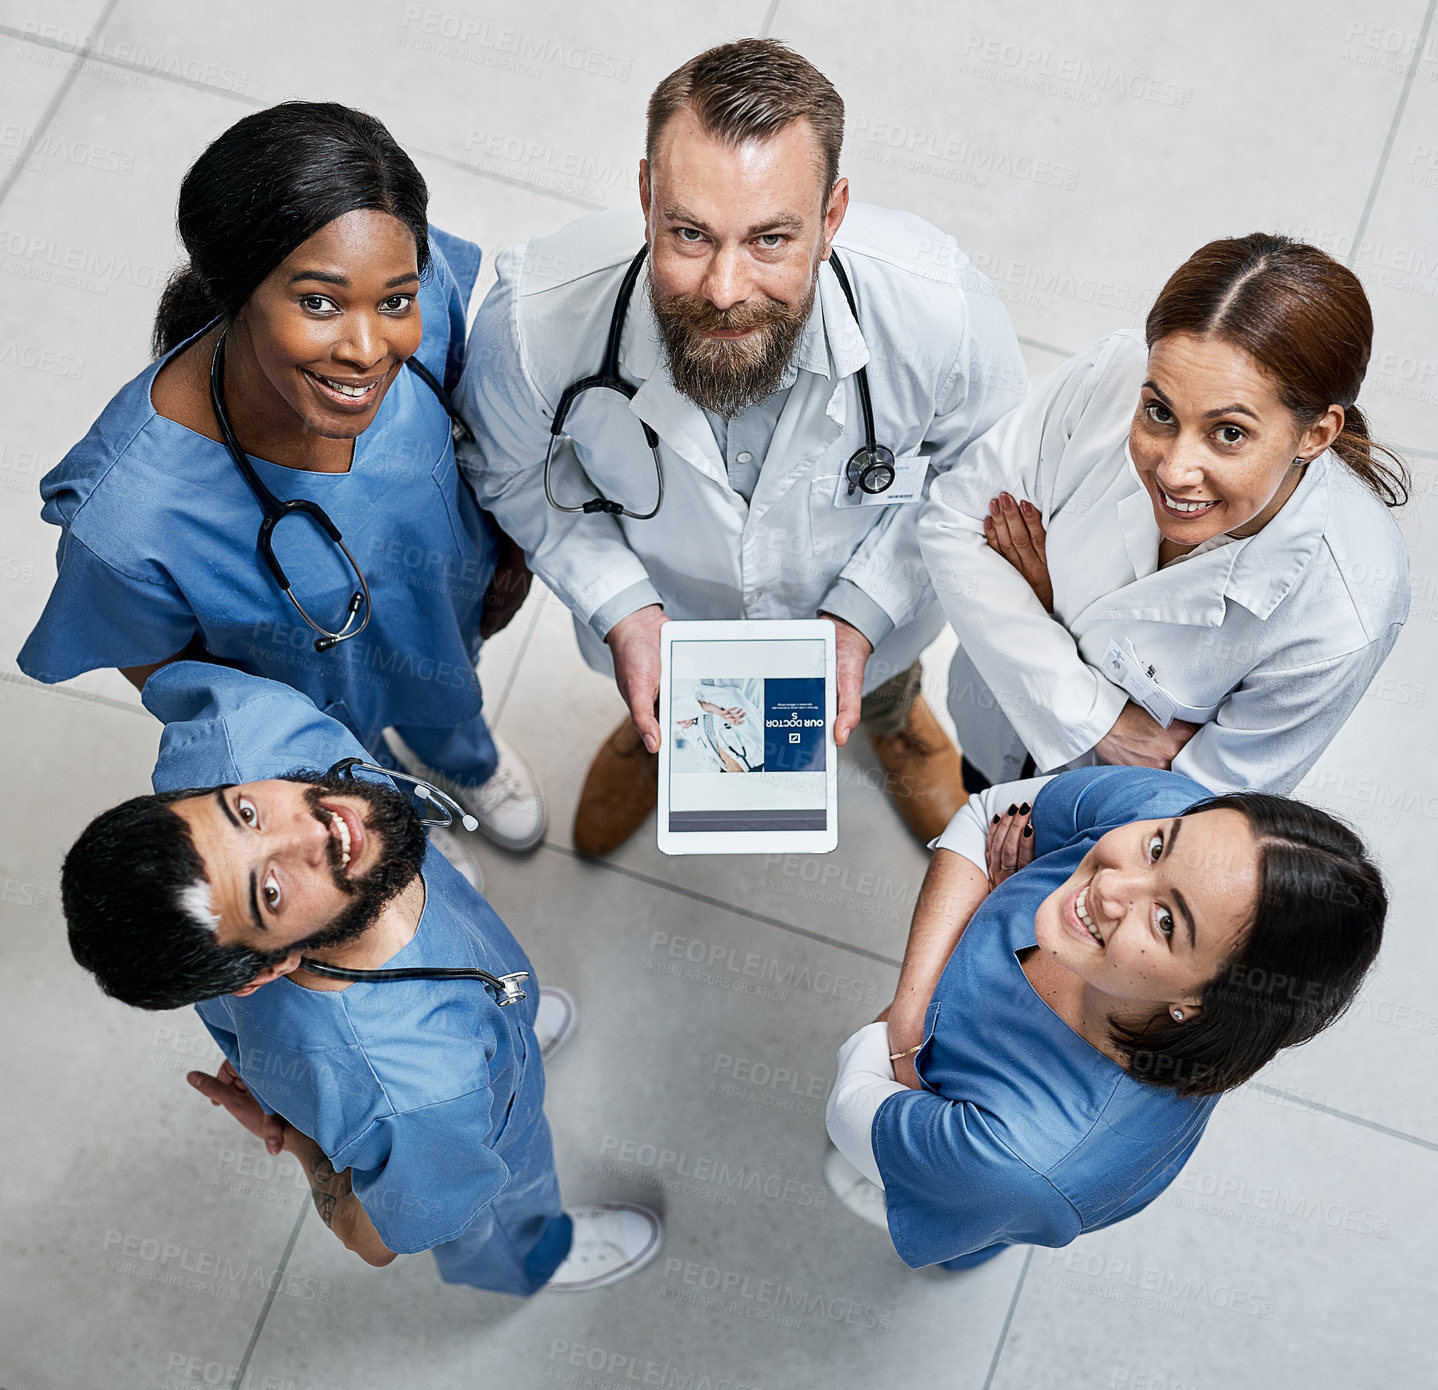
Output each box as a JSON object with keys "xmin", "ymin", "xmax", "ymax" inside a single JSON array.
[{"xmin": 918, "ymin": 233, "xmax": 1410, "ymax": 794}]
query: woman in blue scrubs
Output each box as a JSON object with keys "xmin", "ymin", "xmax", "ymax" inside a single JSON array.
[
  {"xmin": 825, "ymin": 764, "xmax": 1386, "ymax": 1269},
  {"xmin": 18, "ymin": 102, "xmax": 544, "ymax": 851}
]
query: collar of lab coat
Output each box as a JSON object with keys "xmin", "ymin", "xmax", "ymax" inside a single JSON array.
[
  {"xmin": 1224, "ymin": 451, "xmax": 1330, "ymax": 620},
  {"xmin": 1100, "ymin": 449, "xmax": 1330, "ymax": 626},
  {"xmin": 621, "ymin": 256, "xmax": 871, "ymax": 487}
]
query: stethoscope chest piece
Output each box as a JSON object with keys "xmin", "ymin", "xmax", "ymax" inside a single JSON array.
[
  {"xmin": 211, "ymin": 330, "xmax": 471, "ymax": 653},
  {"xmin": 846, "ymin": 442, "xmax": 897, "ymax": 496}
]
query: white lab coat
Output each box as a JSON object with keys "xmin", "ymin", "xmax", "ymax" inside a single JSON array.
[
  {"xmin": 918, "ymin": 330, "xmax": 1410, "ymax": 794},
  {"xmin": 456, "ymin": 203, "xmax": 1027, "ymax": 691}
]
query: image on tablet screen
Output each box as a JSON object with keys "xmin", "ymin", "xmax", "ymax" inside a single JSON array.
[{"xmin": 667, "ymin": 639, "xmax": 829, "ymax": 835}]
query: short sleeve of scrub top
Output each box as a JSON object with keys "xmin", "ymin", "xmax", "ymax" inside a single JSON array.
[
  {"xmin": 1028, "ymin": 763, "xmax": 1212, "ymax": 852},
  {"xmin": 330, "ymin": 1089, "xmax": 509, "ymax": 1252},
  {"xmin": 144, "ymin": 660, "xmax": 374, "ymax": 791}
]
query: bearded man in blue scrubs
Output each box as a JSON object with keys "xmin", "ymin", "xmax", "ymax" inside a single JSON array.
[{"xmin": 58, "ymin": 662, "xmax": 660, "ymax": 1295}]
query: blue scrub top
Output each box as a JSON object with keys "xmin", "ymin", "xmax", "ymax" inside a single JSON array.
[
  {"xmin": 19, "ymin": 226, "xmax": 495, "ymax": 758},
  {"xmin": 146, "ymin": 661, "xmax": 544, "ymax": 1256},
  {"xmin": 872, "ymin": 766, "xmax": 1222, "ymax": 1269}
]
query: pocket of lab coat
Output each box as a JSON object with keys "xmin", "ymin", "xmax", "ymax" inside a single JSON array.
[{"xmin": 810, "ymin": 473, "xmax": 887, "ymax": 559}]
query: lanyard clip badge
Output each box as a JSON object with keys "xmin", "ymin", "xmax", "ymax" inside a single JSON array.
[{"xmin": 1101, "ymin": 640, "xmax": 1178, "ymax": 728}]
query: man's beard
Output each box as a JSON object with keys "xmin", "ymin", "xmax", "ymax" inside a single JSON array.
[
  {"xmin": 279, "ymin": 770, "xmax": 429, "ymax": 953},
  {"xmin": 649, "ymin": 265, "xmax": 816, "ymax": 420}
]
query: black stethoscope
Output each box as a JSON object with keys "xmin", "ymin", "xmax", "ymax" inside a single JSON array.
[
  {"xmin": 210, "ymin": 330, "xmax": 476, "ymax": 654},
  {"xmin": 543, "ymin": 247, "xmax": 897, "ymax": 519},
  {"xmin": 296, "ymin": 757, "xmax": 530, "ymax": 1006}
]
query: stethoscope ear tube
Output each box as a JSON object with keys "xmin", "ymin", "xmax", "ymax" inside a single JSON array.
[
  {"xmin": 542, "ymin": 247, "xmax": 664, "ymax": 521},
  {"xmin": 327, "ymin": 756, "xmax": 476, "ymax": 831},
  {"xmin": 544, "ymin": 246, "xmax": 892, "ymax": 520},
  {"xmin": 300, "ymin": 760, "xmax": 529, "ymax": 996},
  {"xmin": 297, "ymin": 957, "xmax": 530, "ymax": 1005}
]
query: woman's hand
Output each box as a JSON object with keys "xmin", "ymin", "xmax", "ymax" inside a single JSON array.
[
  {"xmin": 985, "ymin": 801, "xmax": 1035, "ymax": 885},
  {"xmin": 697, "ymin": 701, "xmax": 745, "ymax": 723},
  {"xmin": 985, "ymin": 492, "xmax": 1053, "ymax": 613},
  {"xmin": 1093, "ymin": 701, "xmax": 1200, "ymax": 769}
]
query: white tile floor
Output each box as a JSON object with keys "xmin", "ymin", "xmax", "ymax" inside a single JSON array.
[{"xmin": 1, "ymin": 3, "xmax": 1435, "ymax": 1386}]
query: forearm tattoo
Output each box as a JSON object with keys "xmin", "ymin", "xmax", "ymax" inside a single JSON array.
[{"xmin": 306, "ymin": 1152, "xmax": 352, "ymax": 1230}]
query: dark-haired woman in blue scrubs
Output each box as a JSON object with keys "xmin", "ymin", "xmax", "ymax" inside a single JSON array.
[
  {"xmin": 826, "ymin": 764, "xmax": 1386, "ymax": 1269},
  {"xmin": 19, "ymin": 101, "xmax": 544, "ymax": 853}
]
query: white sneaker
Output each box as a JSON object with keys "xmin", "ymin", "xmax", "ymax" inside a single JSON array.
[
  {"xmin": 427, "ymin": 824, "xmax": 484, "ymax": 894},
  {"xmin": 533, "ymin": 986, "xmax": 577, "ymax": 1060},
  {"xmin": 386, "ymin": 730, "xmax": 547, "ymax": 853},
  {"xmin": 822, "ymin": 1146, "xmax": 889, "ymax": 1231},
  {"xmin": 544, "ymin": 1204, "xmax": 663, "ymax": 1291}
]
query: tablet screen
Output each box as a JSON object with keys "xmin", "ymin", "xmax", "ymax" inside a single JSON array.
[{"xmin": 666, "ymin": 635, "xmax": 830, "ymax": 836}]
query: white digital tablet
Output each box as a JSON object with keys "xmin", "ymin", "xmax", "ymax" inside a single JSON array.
[{"xmin": 658, "ymin": 619, "xmax": 838, "ymax": 856}]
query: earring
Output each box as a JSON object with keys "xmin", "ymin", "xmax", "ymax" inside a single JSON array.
[{"xmin": 1170, "ymin": 1007, "xmax": 1185, "ymax": 1022}]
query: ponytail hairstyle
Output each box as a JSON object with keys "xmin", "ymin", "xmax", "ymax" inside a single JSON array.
[
  {"xmin": 152, "ymin": 101, "xmax": 430, "ymax": 358},
  {"xmin": 1145, "ymin": 234, "xmax": 1409, "ymax": 507},
  {"xmin": 1114, "ymin": 793, "xmax": 1387, "ymax": 1097}
]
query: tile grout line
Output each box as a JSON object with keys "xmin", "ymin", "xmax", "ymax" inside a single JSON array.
[
  {"xmin": 1017, "ymin": 333, "xmax": 1076, "ymax": 360},
  {"xmin": 486, "ymin": 599, "xmax": 549, "ymax": 724},
  {"xmin": 537, "ymin": 840, "xmax": 905, "ymax": 969},
  {"xmin": 406, "ymin": 141, "xmax": 603, "ymax": 211},
  {"xmin": 0, "ymin": 19, "xmax": 258, "ymax": 105},
  {"xmin": 980, "ymin": 1246, "xmax": 1034, "ymax": 1390},
  {"xmin": 1345, "ymin": 0, "xmax": 1437, "ymax": 267},
  {"xmin": 228, "ymin": 1205, "xmax": 309, "ymax": 1390},
  {"xmin": 0, "ymin": 668, "xmax": 148, "ymax": 717},
  {"xmin": 1245, "ymin": 1082, "xmax": 1438, "ymax": 1153},
  {"xmin": 1, "ymin": 24, "xmax": 602, "ymax": 212},
  {"xmin": 0, "ymin": 0, "xmax": 120, "ymax": 208}
]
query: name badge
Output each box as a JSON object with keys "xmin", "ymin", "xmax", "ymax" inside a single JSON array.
[
  {"xmin": 1102, "ymin": 640, "xmax": 1178, "ymax": 728},
  {"xmin": 833, "ymin": 451, "xmax": 927, "ymax": 509}
]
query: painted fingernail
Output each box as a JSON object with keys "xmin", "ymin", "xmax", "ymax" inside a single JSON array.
[
  {"xmin": 1023, "ymin": 825, "xmax": 1033, "ymax": 838},
  {"xmin": 1007, "ymin": 803, "xmax": 1017, "ymax": 815},
  {"xmin": 1019, "ymin": 802, "xmax": 1030, "ymax": 814},
  {"xmin": 1002, "ymin": 493, "xmax": 1014, "ymax": 510},
  {"xmin": 991, "ymin": 814, "xmax": 1000, "ymax": 824}
]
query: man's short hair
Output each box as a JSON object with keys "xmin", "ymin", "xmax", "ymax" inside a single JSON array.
[
  {"xmin": 646, "ymin": 38, "xmax": 845, "ymax": 199},
  {"xmin": 62, "ymin": 787, "xmax": 287, "ymax": 1010}
]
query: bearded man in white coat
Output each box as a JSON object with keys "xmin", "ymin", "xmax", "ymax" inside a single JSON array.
[{"xmin": 456, "ymin": 38, "xmax": 1026, "ymax": 856}]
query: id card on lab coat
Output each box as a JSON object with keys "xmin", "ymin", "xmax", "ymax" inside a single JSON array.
[
  {"xmin": 833, "ymin": 451, "xmax": 927, "ymax": 509},
  {"xmin": 1102, "ymin": 639, "xmax": 1223, "ymax": 729}
]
